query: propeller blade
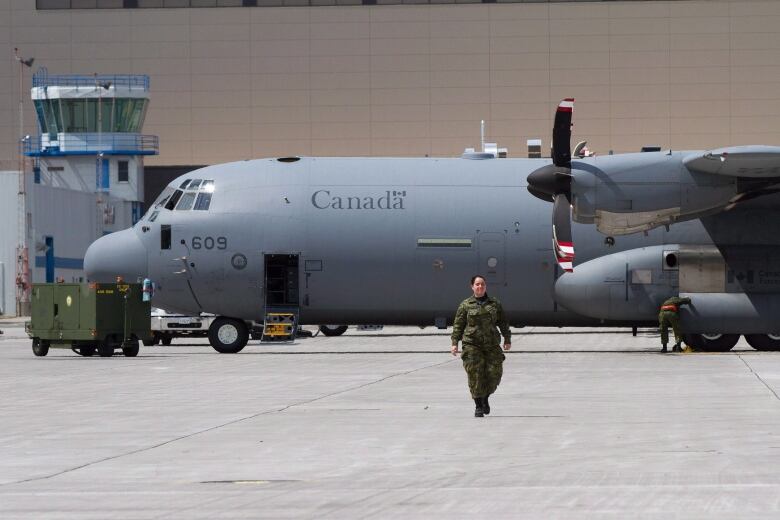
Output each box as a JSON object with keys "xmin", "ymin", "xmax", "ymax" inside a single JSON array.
[
  {"xmin": 552, "ymin": 98, "xmax": 574, "ymax": 168},
  {"xmin": 552, "ymin": 193, "xmax": 575, "ymax": 272}
]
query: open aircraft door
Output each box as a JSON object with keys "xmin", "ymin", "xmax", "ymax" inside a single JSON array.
[{"xmin": 261, "ymin": 254, "xmax": 300, "ymax": 341}]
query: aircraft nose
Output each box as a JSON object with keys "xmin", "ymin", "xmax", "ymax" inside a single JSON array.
[{"xmin": 84, "ymin": 228, "xmax": 148, "ymax": 282}]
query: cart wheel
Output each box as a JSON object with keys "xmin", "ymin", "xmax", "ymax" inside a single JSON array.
[
  {"xmin": 122, "ymin": 340, "xmax": 140, "ymax": 357},
  {"xmin": 32, "ymin": 338, "xmax": 50, "ymax": 357},
  {"xmin": 98, "ymin": 342, "xmax": 114, "ymax": 357},
  {"xmin": 161, "ymin": 335, "xmax": 173, "ymax": 346},
  {"xmin": 80, "ymin": 346, "xmax": 96, "ymax": 357}
]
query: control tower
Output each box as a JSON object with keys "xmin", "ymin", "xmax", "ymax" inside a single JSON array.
[{"xmin": 11, "ymin": 69, "xmax": 159, "ymax": 312}]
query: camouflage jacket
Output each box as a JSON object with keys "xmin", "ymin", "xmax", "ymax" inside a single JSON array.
[
  {"xmin": 451, "ymin": 295, "xmax": 511, "ymax": 347},
  {"xmin": 660, "ymin": 296, "xmax": 692, "ymax": 313}
]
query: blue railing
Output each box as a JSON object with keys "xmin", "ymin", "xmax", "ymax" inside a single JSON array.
[
  {"xmin": 32, "ymin": 68, "xmax": 149, "ymax": 91},
  {"xmin": 22, "ymin": 133, "xmax": 159, "ymax": 156}
]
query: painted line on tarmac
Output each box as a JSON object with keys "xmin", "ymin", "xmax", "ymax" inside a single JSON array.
[{"xmin": 738, "ymin": 353, "xmax": 780, "ymax": 402}]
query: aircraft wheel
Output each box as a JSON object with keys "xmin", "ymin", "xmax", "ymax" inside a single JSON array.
[
  {"xmin": 208, "ymin": 318, "xmax": 248, "ymax": 353},
  {"xmin": 161, "ymin": 335, "xmax": 173, "ymax": 346},
  {"xmin": 143, "ymin": 333, "xmax": 159, "ymax": 347},
  {"xmin": 745, "ymin": 334, "xmax": 780, "ymax": 351},
  {"xmin": 32, "ymin": 338, "xmax": 50, "ymax": 357},
  {"xmin": 682, "ymin": 333, "xmax": 740, "ymax": 352},
  {"xmin": 98, "ymin": 342, "xmax": 115, "ymax": 357},
  {"xmin": 122, "ymin": 340, "xmax": 140, "ymax": 357},
  {"xmin": 319, "ymin": 325, "xmax": 348, "ymax": 337}
]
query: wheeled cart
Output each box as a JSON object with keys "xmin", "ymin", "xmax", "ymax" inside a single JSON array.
[{"xmin": 26, "ymin": 282, "xmax": 151, "ymax": 357}]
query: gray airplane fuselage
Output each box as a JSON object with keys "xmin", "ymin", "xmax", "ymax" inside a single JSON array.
[{"xmin": 87, "ymin": 155, "xmax": 724, "ymax": 328}]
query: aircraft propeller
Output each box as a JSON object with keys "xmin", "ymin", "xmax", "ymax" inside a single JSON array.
[{"xmin": 527, "ymin": 98, "xmax": 576, "ymax": 272}]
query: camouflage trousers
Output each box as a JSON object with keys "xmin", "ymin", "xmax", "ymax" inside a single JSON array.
[
  {"xmin": 461, "ymin": 343, "xmax": 505, "ymax": 398},
  {"xmin": 659, "ymin": 311, "xmax": 682, "ymax": 345}
]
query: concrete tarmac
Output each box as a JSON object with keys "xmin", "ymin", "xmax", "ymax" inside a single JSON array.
[{"xmin": 1, "ymin": 322, "xmax": 780, "ymax": 519}]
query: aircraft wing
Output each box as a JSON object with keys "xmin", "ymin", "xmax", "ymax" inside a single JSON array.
[{"xmin": 684, "ymin": 145, "xmax": 780, "ymax": 178}]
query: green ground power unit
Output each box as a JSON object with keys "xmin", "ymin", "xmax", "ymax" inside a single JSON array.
[{"xmin": 25, "ymin": 283, "xmax": 151, "ymax": 357}]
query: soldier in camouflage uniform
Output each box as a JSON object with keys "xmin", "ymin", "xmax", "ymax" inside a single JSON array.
[
  {"xmin": 451, "ymin": 275, "xmax": 512, "ymax": 417},
  {"xmin": 658, "ymin": 296, "xmax": 692, "ymax": 353}
]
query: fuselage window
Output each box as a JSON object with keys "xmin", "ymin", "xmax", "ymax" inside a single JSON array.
[
  {"xmin": 165, "ymin": 189, "xmax": 183, "ymax": 210},
  {"xmin": 176, "ymin": 192, "xmax": 196, "ymax": 211},
  {"xmin": 417, "ymin": 238, "xmax": 473, "ymax": 248},
  {"xmin": 161, "ymin": 225, "xmax": 171, "ymax": 250},
  {"xmin": 193, "ymin": 192, "xmax": 212, "ymax": 211}
]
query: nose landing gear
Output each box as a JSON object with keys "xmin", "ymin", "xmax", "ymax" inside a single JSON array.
[{"xmin": 208, "ymin": 317, "xmax": 249, "ymax": 354}]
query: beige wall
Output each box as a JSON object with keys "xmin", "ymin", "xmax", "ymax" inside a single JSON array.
[{"xmin": 3, "ymin": 0, "xmax": 780, "ymax": 168}]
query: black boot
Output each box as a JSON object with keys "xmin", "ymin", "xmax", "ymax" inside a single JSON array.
[
  {"xmin": 473, "ymin": 398, "xmax": 484, "ymax": 417},
  {"xmin": 661, "ymin": 343, "xmax": 668, "ymax": 353},
  {"xmin": 672, "ymin": 342, "xmax": 682, "ymax": 352},
  {"xmin": 482, "ymin": 396, "xmax": 490, "ymax": 415}
]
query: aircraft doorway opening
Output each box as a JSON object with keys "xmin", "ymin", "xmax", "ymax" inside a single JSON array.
[{"xmin": 264, "ymin": 254, "xmax": 299, "ymax": 307}]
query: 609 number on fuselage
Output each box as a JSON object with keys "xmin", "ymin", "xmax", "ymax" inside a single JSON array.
[{"xmin": 192, "ymin": 236, "xmax": 227, "ymax": 250}]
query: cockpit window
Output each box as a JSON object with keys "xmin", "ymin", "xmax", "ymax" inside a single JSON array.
[
  {"xmin": 193, "ymin": 192, "xmax": 212, "ymax": 210},
  {"xmin": 165, "ymin": 189, "xmax": 183, "ymax": 210},
  {"xmin": 166, "ymin": 179, "xmax": 215, "ymax": 211},
  {"xmin": 176, "ymin": 192, "xmax": 196, "ymax": 211}
]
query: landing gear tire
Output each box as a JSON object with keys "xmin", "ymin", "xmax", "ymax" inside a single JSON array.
[
  {"xmin": 208, "ymin": 318, "xmax": 248, "ymax": 354},
  {"xmin": 682, "ymin": 333, "xmax": 740, "ymax": 352},
  {"xmin": 319, "ymin": 325, "xmax": 348, "ymax": 337},
  {"xmin": 745, "ymin": 334, "xmax": 780, "ymax": 351},
  {"xmin": 161, "ymin": 335, "xmax": 173, "ymax": 346},
  {"xmin": 32, "ymin": 338, "xmax": 50, "ymax": 357},
  {"xmin": 122, "ymin": 340, "xmax": 140, "ymax": 357}
]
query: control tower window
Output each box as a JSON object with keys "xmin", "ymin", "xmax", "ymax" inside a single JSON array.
[{"xmin": 118, "ymin": 161, "xmax": 129, "ymax": 183}]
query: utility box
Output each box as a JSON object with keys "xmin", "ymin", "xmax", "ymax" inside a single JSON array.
[{"xmin": 26, "ymin": 282, "xmax": 151, "ymax": 357}]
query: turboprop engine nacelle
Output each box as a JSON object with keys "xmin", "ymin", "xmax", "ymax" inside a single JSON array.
[
  {"xmin": 554, "ymin": 245, "xmax": 680, "ymax": 321},
  {"xmin": 555, "ymin": 243, "xmax": 780, "ymax": 334},
  {"xmin": 568, "ymin": 152, "xmax": 739, "ymax": 236}
]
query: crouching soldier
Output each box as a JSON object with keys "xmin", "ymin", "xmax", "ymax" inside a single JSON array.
[{"xmin": 659, "ymin": 296, "xmax": 692, "ymax": 353}]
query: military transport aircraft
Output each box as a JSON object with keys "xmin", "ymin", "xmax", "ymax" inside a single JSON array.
[{"xmin": 84, "ymin": 99, "xmax": 780, "ymax": 354}]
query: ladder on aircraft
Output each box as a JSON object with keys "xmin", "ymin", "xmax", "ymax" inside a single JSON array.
[{"xmin": 260, "ymin": 306, "xmax": 299, "ymax": 342}]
